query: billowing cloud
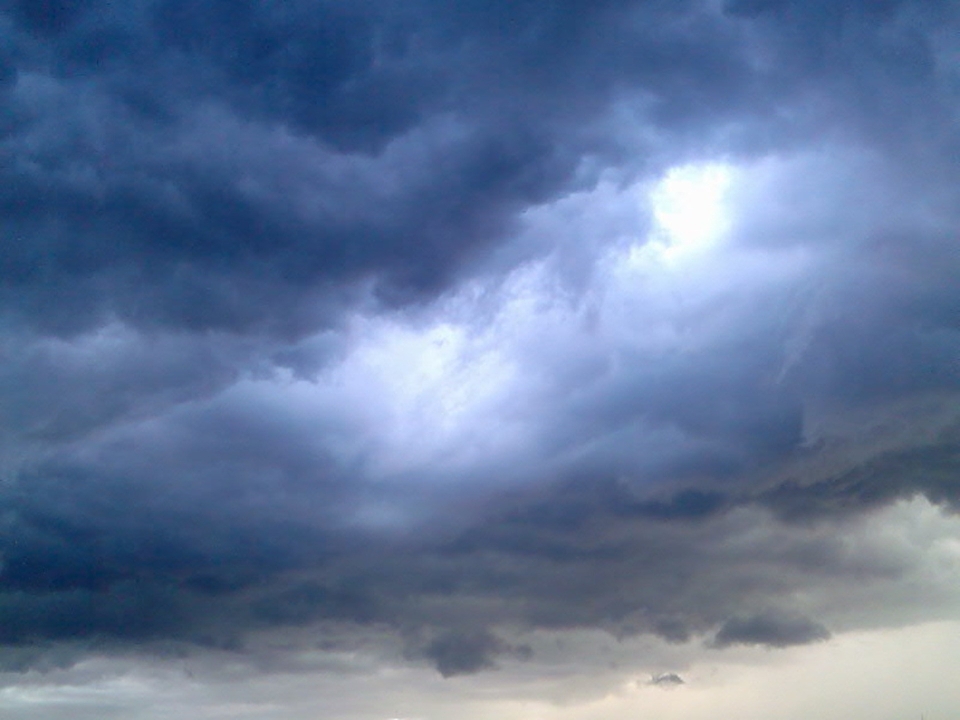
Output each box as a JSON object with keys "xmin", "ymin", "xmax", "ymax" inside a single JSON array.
[{"xmin": 1, "ymin": 0, "xmax": 959, "ymax": 704}]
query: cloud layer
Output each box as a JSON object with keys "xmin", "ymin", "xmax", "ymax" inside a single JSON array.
[{"xmin": 1, "ymin": 0, "xmax": 959, "ymax": 681}]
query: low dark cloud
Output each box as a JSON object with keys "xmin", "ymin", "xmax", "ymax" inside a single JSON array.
[
  {"xmin": 758, "ymin": 435, "xmax": 960, "ymax": 521},
  {"xmin": 712, "ymin": 612, "xmax": 831, "ymax": 649},
  {"xmin": 420, "ymin": 629, "xmax": 525, "ymax": 678}
]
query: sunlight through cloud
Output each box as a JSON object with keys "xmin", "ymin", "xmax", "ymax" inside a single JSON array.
[{"xmin": 650, "ymin": 162, "xmax": 735, "ymax": 259}]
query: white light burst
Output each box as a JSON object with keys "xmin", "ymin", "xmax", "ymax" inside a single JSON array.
[{"xmin": 650, "ymin": 162, "xmax": 735, "ymax": 258}]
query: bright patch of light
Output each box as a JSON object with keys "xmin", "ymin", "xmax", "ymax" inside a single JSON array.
[
  {"xmin": 321, "ymin": 314, "xmax": 522, "ymax": 487},
  {"xmin": 650, "ymin": 163, "xmax": 735, "ymax": 257}
]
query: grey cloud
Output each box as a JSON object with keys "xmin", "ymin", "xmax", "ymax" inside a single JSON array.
[
  {"xmin": 1, "ymin": 0, "xmax": 960, "ymax": 683},
  {"xmin": 650, "ymin": 672, "xmax": 684, "ymax": 686},
  {"xmin": 421, "ymin": 629, "xmax": 506, "ymax": 678},
  {"xmin": 0, "ymin": 421, "xmax": 953, "ymax": 674},
  {"xmin": 0, "ymin": 328, "xmax": 251, "ymax": 447},
  {"xmin": 711, "ymin": 611, "xmax": 831, "ymax": 648},
  {"xmin": 758, "ymin": 435, "xmax": 960, "ymax": 521},
  {"xmin": 0, "ymin": 0, "xmax": 887, "ymax": 336}
]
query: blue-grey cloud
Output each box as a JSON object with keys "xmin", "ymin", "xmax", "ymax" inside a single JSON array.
[{"xmin": 1, "ymin": 0, "xmax": 959, "ymax": 679}]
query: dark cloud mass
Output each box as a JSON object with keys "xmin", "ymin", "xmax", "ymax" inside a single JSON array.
[
  {"xmin": 1, "ymin": 0, "xmax": 960, "ymax": 680},
  {"xmin": 711, "ymin": 611, "xmax": 831, "ymax": 648}
]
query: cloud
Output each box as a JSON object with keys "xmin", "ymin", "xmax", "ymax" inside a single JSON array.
[
  {"xmin": 650, "ymin": 672, "xmax": 685, "ymax": 686},
  {"xmin": 10, "ymin": 0, "xmax": 942, "ymax": 335},
  {"xmin": 421, "ymin": 630, "xmax": 508, "ymax": 678},
  {"xmin": 1, "ymin": 0, "xmax": 960, "ymax": 691},
  {"xmin": 711, "ymin": 612, "xmax": 831, "ymax": 649}
]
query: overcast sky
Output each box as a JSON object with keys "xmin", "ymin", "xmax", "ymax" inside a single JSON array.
[{"xmin": 1, "ymin": 0, "xmax": 960, "ymax": 718}]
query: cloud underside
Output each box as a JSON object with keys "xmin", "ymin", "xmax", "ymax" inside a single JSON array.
[{"xmin": 1, "ymin": 0, "xmax": 960, "ymax": 678}]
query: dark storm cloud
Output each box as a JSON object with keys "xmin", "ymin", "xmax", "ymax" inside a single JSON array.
[
  {"xmin": 711, "ymin": 611, "xmax": 830, "ymax": 648},
  {"xmin": 420, "ymin": 629, "xmax": 519, "ymax": 678},
  {"xmin": 758, "ymin": 434, "xmax": 960, "ymax": 520},
  {"xmin": 2, "ymin": 0, "xmax": 954, "ymax": 333},
  {"xmin": 0, "ymin": 421, "xmax": 954, "ymax": 674},
  {"xmin": 1, "ymin": 0, "xmax": 960, "ymax": 680},
  {"xmin": 0, "ymin": 328, "xmax": 246, "ymax": 444},
  {"xmin": 2, "ymin": 1, "xmax": 684, "ymax": 330},
  {"xmin": 0, "ymin": 0, "xmax": 807, "ymax": 335}
]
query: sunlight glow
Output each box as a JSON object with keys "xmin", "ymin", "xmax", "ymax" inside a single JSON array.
[{"xmin": 650, "ymin": 162, "xmax": 735, "ymax": 257}]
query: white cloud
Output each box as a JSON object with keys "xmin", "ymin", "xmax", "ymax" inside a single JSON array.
[{"xmin": 650, "ymin": 163, "xmax": 736, "ymax": 259}]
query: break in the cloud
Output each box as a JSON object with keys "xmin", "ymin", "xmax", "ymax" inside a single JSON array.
[{"xmin": 1, "ymin": 0, "xmax": 960, "ymax": 716}]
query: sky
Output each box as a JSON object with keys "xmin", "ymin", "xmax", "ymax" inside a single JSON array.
[{"xmin": 1, "ymin": 0, "xmax": 960, "ymax": 718}]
